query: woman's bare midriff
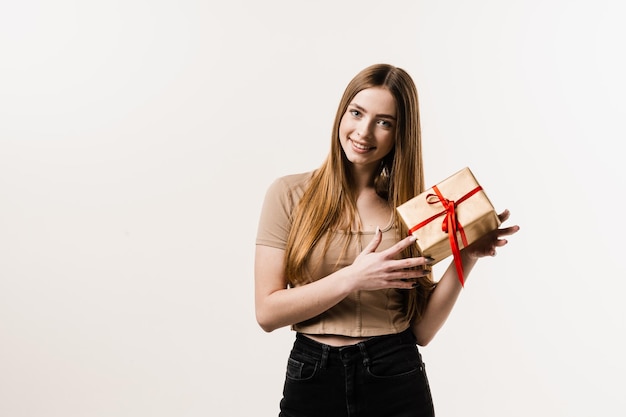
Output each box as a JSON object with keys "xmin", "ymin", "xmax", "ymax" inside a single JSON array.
[{"xmin": 302, "ymin": 333, "xmax": 372, "ymax": 347}]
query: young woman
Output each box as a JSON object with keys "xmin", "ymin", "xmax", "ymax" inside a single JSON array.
[{"xmin": 255, "ymin": 63, "xmax": 519, "ymax": 417}]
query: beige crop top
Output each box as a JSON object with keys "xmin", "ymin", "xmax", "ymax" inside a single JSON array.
[{"xmin": 255, "ymin": 171, "xmax": 411, "ymax": 337}]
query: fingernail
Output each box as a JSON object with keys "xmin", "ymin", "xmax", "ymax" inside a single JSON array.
[
  {"xmin": 408, "ymin": 235, "xmax": 416, "ymax": 242},
  {"xmin": 375, "ymin": 226, "xmax": 380, "ymax": 235},
  {"xmin": 425, "ymin": 256, "xmax": 435, "ymax": 264},
  {"xmin": 412, "ymin": 282, "xmax": 419, "ymax": 288}
]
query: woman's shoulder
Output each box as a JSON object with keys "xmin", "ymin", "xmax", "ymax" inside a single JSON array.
[
  {"xmin": 268, "ymin": 170, "xmax": 315, "ymax": 195},
  {"xmin": 274, "ymin": 170, "xmax": 315, "ymax": 186},
  {"xmin": 257, "ymin": 171, "xmax": 316, "ymax": 246},
  {"xmin": 260, "ymin": 170, "xmax": 316, "ymax": 211}
]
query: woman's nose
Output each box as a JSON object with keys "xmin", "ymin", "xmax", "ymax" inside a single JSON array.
[{"xmin": 356, "ymin": 120, "xmax": 373, "ymax": 138}]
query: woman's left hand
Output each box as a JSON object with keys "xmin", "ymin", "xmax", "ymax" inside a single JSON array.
[{"xmin": 462, "ymin": 209, "xmax": 520, "ymax": 259}]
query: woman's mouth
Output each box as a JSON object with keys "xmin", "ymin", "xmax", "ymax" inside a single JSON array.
[{"xmin": 349, "ymin": 138, "xmax": 375, "ymax": 152}]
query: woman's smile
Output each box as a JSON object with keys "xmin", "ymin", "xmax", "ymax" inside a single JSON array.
[{"xmin": 348, "ymin": 138, "xmax": 376, "ymax": 153}]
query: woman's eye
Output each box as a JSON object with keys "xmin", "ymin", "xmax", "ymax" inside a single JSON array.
[
  {"xmin": 378, "ymin": 120, "xmax": 392, "ymax": 128},
  {"xmin": 350, "ymin": 109, "xmax": 361, "ymax": 117}
]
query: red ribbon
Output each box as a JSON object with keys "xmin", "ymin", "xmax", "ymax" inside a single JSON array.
[{"xmin": 408, "ymin": 185, "xmax": 483, "ymax": 286}]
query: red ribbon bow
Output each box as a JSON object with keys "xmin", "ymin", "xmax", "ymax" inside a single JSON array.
[{"xmin": 408, "ymin": 185, "xmax": 483, "ymax": 287}]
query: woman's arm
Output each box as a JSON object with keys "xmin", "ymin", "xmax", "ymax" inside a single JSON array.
[
  {"xmin": 410, "ymin": 252, "xmax": 475, "ymax": 346},
  {"xmin": 411, "ymin": 209, "xmax": 520, "ymax": 346},
  {"xmin": 255, "ymin": 230, "xmax": 432, "ymax": 333},
  {"xmin": 254, "ymin": 245, "xmax": 355, "ymax": 332}
]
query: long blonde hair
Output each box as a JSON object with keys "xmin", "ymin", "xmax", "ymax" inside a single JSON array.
[{"xmin": 284, "ymin": 63, "xmax": 436, "ymax": 323}]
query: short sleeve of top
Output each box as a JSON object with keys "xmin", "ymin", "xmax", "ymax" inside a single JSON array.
[{"xmin": 255, "ymin": 171, "xmax": 314, "ymax": 249}]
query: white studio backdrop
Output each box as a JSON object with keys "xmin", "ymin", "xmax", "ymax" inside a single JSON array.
[{"xmin": 1, "ymin": 1, "xmax": 624, "ymax": 416}]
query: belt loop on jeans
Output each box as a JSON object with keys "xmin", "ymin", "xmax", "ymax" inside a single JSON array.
[
  {"xmin": 358, "ymin": 342, "xmax": 370, "ymax": 367},
  {"xmin": 320, "ymin": 344, "xmax": 330, "ymax": 369}
]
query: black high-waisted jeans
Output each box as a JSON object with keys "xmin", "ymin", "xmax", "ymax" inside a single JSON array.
[{"xmin": 279, "ymin": 328, "xmax": 435, "ymax": 417}]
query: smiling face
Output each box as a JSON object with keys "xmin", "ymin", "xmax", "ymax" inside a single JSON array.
[{"xmin": 338, "ymin": 87, "xmax": 397, "ymax": 171}]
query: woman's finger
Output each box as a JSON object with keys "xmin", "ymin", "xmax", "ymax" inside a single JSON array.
[
  {"xmin": 361, "ymin": 226, "xmax": 384, "ymax": 254},
  {"xmin": 496, "ymin": 225, "xmax": 520, "ymax": 238},
  {"xmin": 382, "ymin": 234, "xmax": 417, "ymax": 258},
  {"xmin": 498, "ymin": 209, "xmax": 511, "ymax": 223}
]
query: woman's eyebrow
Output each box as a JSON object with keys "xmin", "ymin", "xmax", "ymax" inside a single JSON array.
[{"xmin": 349, "ymin": 103, "xmax": 397, "ymax": 120}]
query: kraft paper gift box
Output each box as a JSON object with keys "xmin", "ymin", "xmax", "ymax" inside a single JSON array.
[{"xmin": 396, "ymin": 167, "xmax": 500, "ymax": 285}]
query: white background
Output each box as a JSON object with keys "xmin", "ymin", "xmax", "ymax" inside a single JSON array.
[{"xmin": 1, "ymin": 1, "xmax": 624, "ymax": 416}]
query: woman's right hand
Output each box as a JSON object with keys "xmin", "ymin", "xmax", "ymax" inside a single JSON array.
[{"xmin": 348, "ymin": 229, "xmax": 433, "ymax": 292}]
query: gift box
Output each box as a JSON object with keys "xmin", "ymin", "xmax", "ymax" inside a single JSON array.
[{"xmin": 396, "ymin": 167, "xmax": 500, "ymax": 285}]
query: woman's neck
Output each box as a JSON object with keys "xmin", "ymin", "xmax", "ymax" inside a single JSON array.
[{"xmin": 349, "ymin": 163, "xmax": 379, "ymax": 192}]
